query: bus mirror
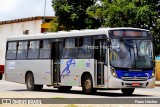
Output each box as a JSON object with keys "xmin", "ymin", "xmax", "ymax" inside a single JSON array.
[{"xmin": 107, "ymin": 39, "xmax": 111, "ymax": 47}]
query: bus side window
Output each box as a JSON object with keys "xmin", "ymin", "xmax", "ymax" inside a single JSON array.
[
  {"xmin": 78, "ymin": 37, "xmax": 92, "ymax": 58},
  {"xmin": 62, "ymin": 38, "xmax": 78, "ymax": 58},
  {"xmin": 39, "ymin": 40, "xmax": 51, "ymax": 59},
  {"xmin": 17, "ymin": 41, "xmax": 28, "ymax": 59},
  {"xmin": 6, "ymin": 42, "xmax": 17, "ymax": 59},
  {"xmin": 28, "ymin": 40, "xmax": 39, "ymax": 59}
]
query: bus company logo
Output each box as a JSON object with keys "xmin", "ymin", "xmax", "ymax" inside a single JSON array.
[
  {"xmin": 61, "ymin": 59, "xmax": 76, "ymax": 76},
  {"xmin": 129, "ymin": 69, "xmax": 142, "ymax": 71},
  {"xmin": 145, "ymin": 73, "xmax": 150, "ymax": 79},
  {"xmin": 2, "ymin": 99, "xmax": 12, "ymax": 104}
]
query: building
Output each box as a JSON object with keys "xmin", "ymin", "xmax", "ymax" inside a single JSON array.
[{"xmin": 0, "ymin": 16, "xmax": 54, "ymax": 66}]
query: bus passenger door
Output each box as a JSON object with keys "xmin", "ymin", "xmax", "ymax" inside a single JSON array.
[
  {"xmin": 94, "ymin": 40, "xmax": 106, "ymax": 86},
  {"xmin": 51, "ymin": 42, "xmax": 62, "ymax": 85}
]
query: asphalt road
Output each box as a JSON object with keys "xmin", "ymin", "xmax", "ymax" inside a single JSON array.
[{"xmin": 0, "ymin": 79, "xmax": 160, "ymax": 98}]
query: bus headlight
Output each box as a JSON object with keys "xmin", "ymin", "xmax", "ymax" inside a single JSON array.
[
  {"xmin": 152, "ymin": 69, "xmax": 155, "ymax": 78},
  {"xmin": 111, "ymin": 68, "xmax": 117, "ymax": 78}
]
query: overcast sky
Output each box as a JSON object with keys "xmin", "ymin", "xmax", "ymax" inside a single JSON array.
[{"xmin": 0, "ymin": 0, "xmax": 55, "ymax": 21}]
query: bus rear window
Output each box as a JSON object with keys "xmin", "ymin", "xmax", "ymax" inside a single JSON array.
[{"xmin": 109, "ymin": 30, "xmax": 150, "ymax": 37}]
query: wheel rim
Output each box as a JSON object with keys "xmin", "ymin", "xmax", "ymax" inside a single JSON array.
[
  {"xmin": 27, "ymin": 76, "xmax": 33, "ymax": 88},
  {"xmin": 85, "ymin": 79, "xmax": 91, "ymax": 90}
]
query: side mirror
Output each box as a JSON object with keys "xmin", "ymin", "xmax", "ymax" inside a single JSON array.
[{"xmin": 107, "ymin": 39, "xmax": 111, "ymax": 47}]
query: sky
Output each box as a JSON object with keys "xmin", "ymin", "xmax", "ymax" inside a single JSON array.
[{"xmin": 0, "ymin": 0, "xmax": 55, "ymax": 21}]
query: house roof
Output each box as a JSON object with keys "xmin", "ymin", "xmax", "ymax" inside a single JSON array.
[{"xmin": 0, "ymin": 16, "xmax": 54, "ymax": 25}]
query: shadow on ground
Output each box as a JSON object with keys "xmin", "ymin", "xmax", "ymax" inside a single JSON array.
[{"xmin": 8, "ymin": 88, "xmax": 153, "ymax": 97}]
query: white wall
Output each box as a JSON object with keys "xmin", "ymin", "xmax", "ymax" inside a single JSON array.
[{"xmin": 0, "ymin": 20, "xmax": 42, "ymax": 65}]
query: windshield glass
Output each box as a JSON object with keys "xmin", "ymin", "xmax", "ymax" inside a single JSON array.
[{"xmin": 110, "ymin": 39, "xmax": 153, "ymax": 68}]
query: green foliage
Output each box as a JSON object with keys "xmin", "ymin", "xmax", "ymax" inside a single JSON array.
[
  {"xmin": 49, "ymin": 17, "xmax": 59, "ymax": 32},
  {"xmin": 87, "ymin": 0, "xmax": 160, "ymax": 55},
  {"xmin": 50, "ymin": 0, "xmax": 160, "ymax": 55},
  {"xmin": 51, "ymin": 0, "xmax": 100, "ymax": 31},
  {"xmin": 87, "ymin": 0, "xmax": 156, "ymax": 28}
]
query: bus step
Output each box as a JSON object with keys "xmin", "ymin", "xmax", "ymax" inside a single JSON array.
[{"xmin": 53, "ymin": 83, "xmax": 61, "ymax": 88}]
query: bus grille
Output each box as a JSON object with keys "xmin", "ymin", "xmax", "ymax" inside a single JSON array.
[{"xmin": 121, "ymin": 77, "xmax": 148, "ymax": 81}]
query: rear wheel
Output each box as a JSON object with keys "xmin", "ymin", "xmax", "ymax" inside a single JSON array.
[
  {"xmin": 0, "ymin": 74, "xmax": 2, "ymax": 80},
  {"xmin": 121, "ymin": 88, "xmax": 135, "ymax": 95},
  {"xmin": 26, "ymin": 73, "xmax": 43, "ymax": 91},
  {"xmin": 58, "ymin": 86, "xmax": 72, "ymax": 92},
  {"xmin": 82, "ymin": 74, "xmax": 95, "ymax": 94}
]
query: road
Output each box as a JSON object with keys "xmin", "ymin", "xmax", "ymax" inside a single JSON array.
[
  {"xmin": 0, "ymin": 79, "xmax": 160, "ymax": 98},
  {"xmin": 1, "ymin": 79, "xmax": 160, "ymax": 107}
]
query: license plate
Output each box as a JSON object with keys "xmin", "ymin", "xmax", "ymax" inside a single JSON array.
[{"xmin": 132, "ymin": 82, "xmax": 140, "ymax": 86}]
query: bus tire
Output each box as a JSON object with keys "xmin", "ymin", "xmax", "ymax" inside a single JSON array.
[
  {"xmin": 121, "ymin": 88, "xmax": 135, "ymax": 95},
  {"xmin": 26, "ymin": 73, "xmax": 43, "ymax": 91},
  {"xmin": 82, "ymin": 74, "xmax": 94, "ymax": 95},
  {"xmin": 58, "ymin": 86, "xmax": 72, "ymax": 92},
  {"xmin": 0, "ymin": 74, "xmax": 2, "ymax": 80}
]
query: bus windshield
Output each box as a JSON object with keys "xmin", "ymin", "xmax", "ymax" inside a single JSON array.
[{"xmin": 110, "ymin": 39, "xmax": 154, "ymax": 69}]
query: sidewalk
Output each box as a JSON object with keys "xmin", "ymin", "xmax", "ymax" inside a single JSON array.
[{"xmin": 155, "ymin": 81, "xmax": 160, "ymax": 86}]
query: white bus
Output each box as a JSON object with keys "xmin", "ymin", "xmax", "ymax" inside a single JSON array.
[{"xmin": 5, "ymin": 28, "xmax": 155, "ymax": 95}]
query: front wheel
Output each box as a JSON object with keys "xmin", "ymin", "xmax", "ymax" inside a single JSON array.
[
  {"xmin": 121, "ymin": 88, "xmax": 135, "ymax": 95},
  {"xmin": 26, "ymin": 73, "xmax": 43, "ymax": 91},
  {"xmin": 82, "ymin": 74, "xmax": 95, "ymax": 95}
]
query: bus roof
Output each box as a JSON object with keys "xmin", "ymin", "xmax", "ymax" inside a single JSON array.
[{"xmin": 7, "ymin": 27, "xmax": 149, "ymax": 41}]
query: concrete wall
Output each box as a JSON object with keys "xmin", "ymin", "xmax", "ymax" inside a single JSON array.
[{"xmin": 0, "ymin": 20, "xmax": 42, "ymax": 65}]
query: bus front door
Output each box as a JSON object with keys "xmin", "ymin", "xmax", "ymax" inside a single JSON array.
[
  {"xmin": 52, "ymin": 42, "xmax": 62, "ymax": 85},
  {"xmin": 94, "ymin": 40, "xmax": 106, "ymax": 86}
]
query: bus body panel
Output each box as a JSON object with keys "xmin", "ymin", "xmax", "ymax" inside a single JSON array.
[
  {"xmin": 60, "ymin": 59, "xmax": 96, "ymax": 87},
  {"xmin": 104, "ymin": 65, "xmax": 109, "ymax": 88},
  {"xmin": 5, "ymin": 60, "xmax": 52, "ymax": 85},
  {"xmin": 108, "ymin": 76, "xmax": 155, "ymax": 88}
]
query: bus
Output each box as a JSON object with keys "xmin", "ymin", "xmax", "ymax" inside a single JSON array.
[{"xmin": 5, "ymin": 28, "xmax": 155, "ymax": 95}]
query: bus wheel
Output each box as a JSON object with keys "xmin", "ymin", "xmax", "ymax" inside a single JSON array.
[
  {"xmin": 121, "ymin": 88, "xmax": 135, "ymax": 95},
  {"xmin": 0, "ymin": 74, "xmax": 2, "ymax": 80},
  {"xmin": 82, "ymin": 74, "xmax": 94, "ymax": 95},
  {"xmin": 26, "ymin": 73, "xmax": 43, "ymax": 91},
  {"xmin": 58, "ymin": 86, "xmax": 72, "ymax": 92}
]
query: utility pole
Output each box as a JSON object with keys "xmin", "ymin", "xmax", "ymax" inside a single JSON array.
[{"xmin": 43, "ymin": 0, "xmax": 47, "ymax": 23}]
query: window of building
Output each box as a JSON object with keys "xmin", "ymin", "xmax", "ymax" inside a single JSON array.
[
  {"xmin": 62, "ymin": 38, "xmax": 78, "ymax": 58},
  {"xmin": 28, "ymin": 40, "xmax": 39, "ymax": 59},
  {"xmin": 23, "ymin": 30, "xmax": 29, "ymax": 35},
  {"xmin": 39, "ymin": 40, "xmax": 51, "ymax": 58},
  {"xmin": 17, "ymin": 41, "xmax": 28, "ymax": 59},
  {"xmin": 6, "ymin": 42, "xmax": 17, "ymax": 59},
  {"xmin": 78, "ymin": 37, "xmax": 93, "ymax": 58}
]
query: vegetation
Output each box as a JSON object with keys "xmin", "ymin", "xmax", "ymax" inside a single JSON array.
[
  {"xmin": 51, "ymin": 0, "xmax": 100, "ymax": 31},
  {"xmin": 51, "ymin": 0, "xmax": 160, "ymax": 55}
]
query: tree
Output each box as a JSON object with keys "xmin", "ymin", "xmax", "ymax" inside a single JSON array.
[
  {"xmin": 51, "ymin": 0, "xmax": 100, "ymax": 31},
  {"xmin": 87, "ymin": 0, "xmax": 160, "ymax": 55},
  {"xmin": 87, "ymin": 0, "xmax": 156, "ymax": 28}
]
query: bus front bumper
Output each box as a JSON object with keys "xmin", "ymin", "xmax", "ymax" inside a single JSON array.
[{"xmin": 108, "ymin": 76, "xmax": 156, "ymax": 88}]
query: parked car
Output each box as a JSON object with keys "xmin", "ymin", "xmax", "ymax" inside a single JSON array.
[{"xmin": 0, "ymin": 65, "xmax": 4, "ymax": 80}]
